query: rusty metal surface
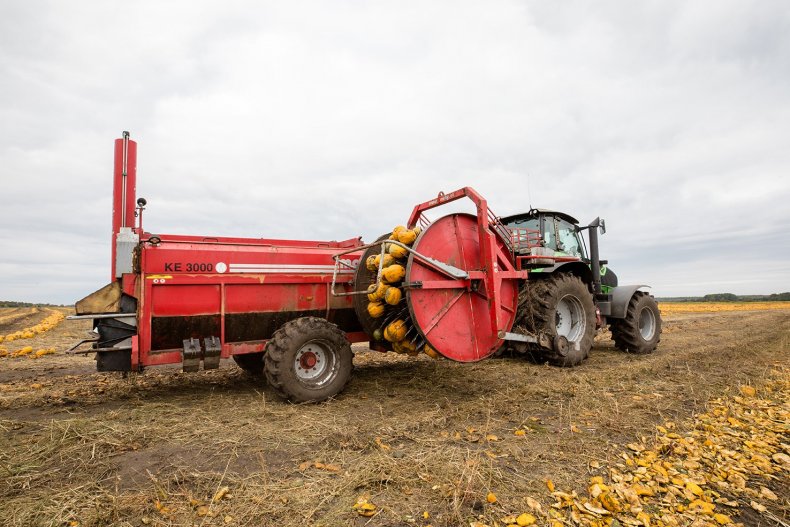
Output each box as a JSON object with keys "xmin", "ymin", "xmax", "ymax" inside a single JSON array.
[
  {"xmin": 152, "ymin": 315, "xmax": 221, "ymax": 351},
  {"xmin": 150, "ymin": 309, "xmax": 361, "ymax": 352}
]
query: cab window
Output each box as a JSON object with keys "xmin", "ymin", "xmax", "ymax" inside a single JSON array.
[
  {"xmin": 556, "ymin": 219, "xmax": 582, "ymax": 257},
  {"xmin": 542, "ymin": 218, "xmax": 556, "ymax": 249},
  {"xmin": 506, "ymin": 217, "xmax": 539, "ymax": 231}
]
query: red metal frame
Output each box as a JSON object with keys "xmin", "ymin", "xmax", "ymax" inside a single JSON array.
[
  {"xmin": 404, "ymin": 189, "xmax": 529, "ymax": 361},
  {"xmin": 125, "ymin": 237, "xmax": 367, "ymax": 369},
  {"xmin": 510, "ymin": 227, "xmax": 542, "ymax": 253},
  {"xmin": 406, "ymin": 188, "xmax": 528, "ymax": 340},
  {"xmin": 111, "ymin": 133, "xmax": 137, "ymax": 279},
  {"xmin": 102, "ymin": 136, "xmax": 535, "ymax": 371},
  {"xmin": 105, "ymin": 133, "xmax": 370, "ymax": 371}
]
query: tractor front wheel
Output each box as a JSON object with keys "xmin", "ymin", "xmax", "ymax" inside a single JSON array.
[
  {"xmin": 264, "ymin": 317, "xmax": 353, "ymax": 402},
  {"xmin": 519, "ymin": 273, "xmax": 596, "ymax": 367},
  {"xmin": 610, "ymin": 291, "xmax": 662, "ymax": 354}
]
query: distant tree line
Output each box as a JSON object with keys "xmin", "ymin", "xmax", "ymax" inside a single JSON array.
[
  {"xmin": 657, "ymin": 292, "xmax": 790, "ymax": 302},
  {"xmin": 0, "ymin": 301, "xmax": 67, "ymax": 308}
]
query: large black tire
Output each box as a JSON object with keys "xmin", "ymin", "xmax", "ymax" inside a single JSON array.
[
  {"xmin": 517, "ymin": 274, "xmax": 596, "ymax": 367},
  {"xmin": 264, "ymin": 317, "xmax": 353, "ymax": 402},
  {"xmin": 610, "ymin": 291, "xmax": 662, "ymax": 354},
  {"xmin": 232, "ymin": 352, "xmax": 265, "ymax": 376}
]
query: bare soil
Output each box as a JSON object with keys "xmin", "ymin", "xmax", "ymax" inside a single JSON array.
[{"xmin": 0, "ymin": 307, "xmax": 788, "ymax": 526}]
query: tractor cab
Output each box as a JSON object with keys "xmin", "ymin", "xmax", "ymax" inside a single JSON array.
[
  {"xmin": 501, "ymin": 209, "xmax": 588, "ymax": 260},
  {"xmin": 501, "ymin": 208, "xmax": 618, "ymax": 295}
]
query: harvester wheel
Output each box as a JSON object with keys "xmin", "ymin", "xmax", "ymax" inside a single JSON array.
[
  {"xmin": 518, "ymin": 274, "xmax": 596, "ymax": 367},
  {"xmin": 232, "ymin": 352, "xmax": 265, "ymax": 376},
  {"xmin": 610, "ymin": 291, "xmax": 662, "ymax": 354},
  {"xmin": 264, "ymin": 317, "xmax": 353, "ymax": 402}
]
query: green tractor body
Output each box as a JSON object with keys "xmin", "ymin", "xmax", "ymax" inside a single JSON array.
[{"xmin": 500, "ymin": 209, "xmax": 662, "ymax": 366}]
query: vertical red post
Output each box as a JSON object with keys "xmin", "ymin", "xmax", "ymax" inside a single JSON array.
[{"xmin": 111, "ymin": 132, "xmax": 137, "ymax": 280}]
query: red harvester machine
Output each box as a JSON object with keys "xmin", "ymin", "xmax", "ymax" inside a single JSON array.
[{"xmin": 70, "ymin": 132, "xmax": 659, "ymax": 402}]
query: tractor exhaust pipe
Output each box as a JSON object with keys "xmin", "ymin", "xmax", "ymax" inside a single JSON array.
[{"xmin": 587, "ymin": 217, "xmax": 605, "ymax": 295}]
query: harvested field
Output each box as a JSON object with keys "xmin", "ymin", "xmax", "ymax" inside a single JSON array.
[
  {"xmin": 0, "ymin": 305, "xmax": 788, "ymax": 527},
  {"xmin": 659, "ymin": 302, "xmax": 790, "ymax": 314}
]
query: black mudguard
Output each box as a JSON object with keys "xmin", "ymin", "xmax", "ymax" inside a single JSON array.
[{"xmin": 609, "ymin": 285, "xmax": 649, "ymax": 319}]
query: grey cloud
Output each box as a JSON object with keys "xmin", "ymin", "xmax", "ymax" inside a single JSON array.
[{"xmin": 1, "ymin": 0, "xmax": 789, "ymax": 303}]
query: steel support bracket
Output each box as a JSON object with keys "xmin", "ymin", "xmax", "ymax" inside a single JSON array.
[{"xmin": 498, "ymin": 331, "xmax": 538, "ymax": 343}]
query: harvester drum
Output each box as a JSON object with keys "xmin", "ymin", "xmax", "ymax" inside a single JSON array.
[{"xmin": 344, "ymin": 188, "xmax": 531, "ymax": 362}]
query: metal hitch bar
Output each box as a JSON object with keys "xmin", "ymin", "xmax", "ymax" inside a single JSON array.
[{"xmin": 330, "ymin": 239, "xmax": 468, "ymax": 297}]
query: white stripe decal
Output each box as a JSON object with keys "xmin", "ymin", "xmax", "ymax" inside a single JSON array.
[
  {"xmin": 230, "ymin": 263, "xmax": 339, "ymax": 269},
  {"xmin": 228, "ymin": 265, "xmax": 353, "ymax": 274},
  {"xmin": 227, "ymin": 262, "xmax": 357, "ymax": 274},
  {"xmin": 228, "ymin": 269, "xmax": 354, "ymax": 274}
]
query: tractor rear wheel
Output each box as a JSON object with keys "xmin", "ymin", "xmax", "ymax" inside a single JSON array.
[
  {"xmin": 610, "ymin": 291, "xmax": 662, "ymax": 354},
  {"xmin": 232, "ymin": 352, "xmax": 264, "ymax": 376},
  {"xmin": 518, "ymin": 273, "xmax": 596, "ymax": 367},
  {"xmin": 264, "ymin": 317, "xmax": 353, "ymax": 402}
]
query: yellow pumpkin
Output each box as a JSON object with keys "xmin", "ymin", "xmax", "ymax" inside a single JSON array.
[
  {"xmin": 423, "ymin": 344, "xmax": 440, "ymax": 359},
  {"xmin": 384, "ymin": 287, "xmax": 402, "ymax": 306},
  {"xmin": 388, "ymin": 243, "xmax": 408, "ymax": 260},
  {"xmin": 384, "ymin": 319, "xmax": 408, "ymax": 342},
  {"xmin": 365, "ymin": 255, "xmax": 378, "ymax": 272},
  {"xmin": 366, "ymin": 283, "xmax": 378, "ymax": 301},
  {"xmin": 367, "ymin": 282, "xmax": 389, "ymax": 302},
  {"xmin": 396, "ymin": 229, "xmax": 417, "ymax": 245},
  {"xmin": 391, "ymin": 225, "xmax": 407, "ymax": 238},
  {"xmin": 399, "ymin": 339, "xmax": 416, "ymax": 354},
  {"xmin": 382, "ymin": 264, "xmax": 406, "ymax": 283},
  {"xmin": 367, "ymin": 301, "xmax": 386, "ymax": 318},
  {"xmin": 371, "ymin": 253, "xmax": 395, "ymax": 269}
]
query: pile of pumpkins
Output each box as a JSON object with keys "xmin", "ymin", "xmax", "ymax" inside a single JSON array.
[
  {"xmin": 0, "ymin": 310, "xmax": 65, "ymax": 343},
  {"xmin": 365, "ymin": 225, "xmax": 440, "ymax": 359}
]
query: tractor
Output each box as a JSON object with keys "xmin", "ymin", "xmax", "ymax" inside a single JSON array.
[
  {"xmin": 500, "ymin": 209, "xmax": 662, "ymax": 366},
  {"xmin": 68, "ymin": 133, "xmax": 662, "ymax": 403}
]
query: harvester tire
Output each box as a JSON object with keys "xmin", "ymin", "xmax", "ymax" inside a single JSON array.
[
  {"xmin": 518, "ymin": 273, "xmax": 596, "ymax": 367},
  {"xmin": 610, "ymin": 291, "xmax": 662, "ymax": 354},
  {"xmin": 232, "ymin": 352, "xmax": 265, "ymax": 376},
  {"xmin": 264, "ymin": 317, "xmax": 353, "ymax": 403}
]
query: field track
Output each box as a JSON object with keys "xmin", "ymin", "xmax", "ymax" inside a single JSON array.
[{"xmin": 0, "ymin": 304, "xmax": 788, "ymax": 526}]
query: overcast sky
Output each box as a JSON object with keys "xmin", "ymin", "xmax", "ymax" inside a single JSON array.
[{"xmin": 1, "ymin": 1, "xmax": 789, "ymax": 304}]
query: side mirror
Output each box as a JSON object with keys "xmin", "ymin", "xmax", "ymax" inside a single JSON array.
[{"xmin": 587, "ymin": 217, "xmax": 606, "ymax": 234}]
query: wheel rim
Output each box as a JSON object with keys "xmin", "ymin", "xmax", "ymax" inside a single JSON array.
[
  {"xmin": 638, "ymin": 307, "xmax": 656, "ymax": 340},
  {"xmin": 555, "ymin": 294, "xmax": 586, "ymax": 342},
  {"xmin": 294, "ymin": 339, "xmax": 337, "ymax": 387}
]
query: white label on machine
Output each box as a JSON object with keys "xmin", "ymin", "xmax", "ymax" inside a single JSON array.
[{"xmin": 228, "ymin": 263, "xmax": 355, "ymax": 274}]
